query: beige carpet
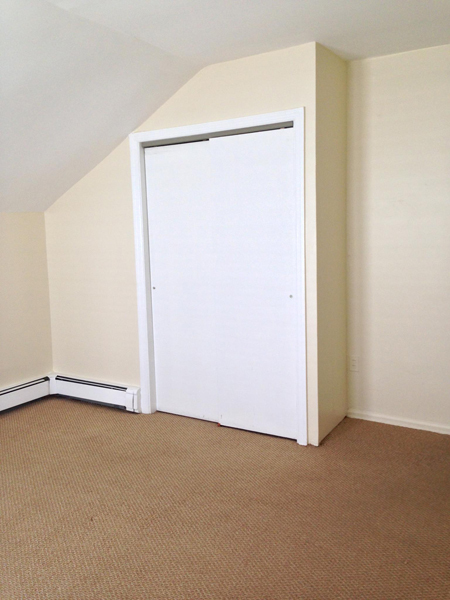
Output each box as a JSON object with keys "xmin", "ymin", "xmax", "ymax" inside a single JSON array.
[{"xmin": 0, "ymin": 397, "xmax": 449, "ymax": 600}]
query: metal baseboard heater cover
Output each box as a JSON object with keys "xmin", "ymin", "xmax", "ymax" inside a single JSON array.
[
  {"xmin": 0, "ymin": 375, "xmax": 140, "ymax": 413},
  {"xmin": 0, "ymin": 377, "xmax": 50, "ymax": 412},
  {"xmin": 50, "ymin": 375, "xmax": 139, "ymax": 411}
]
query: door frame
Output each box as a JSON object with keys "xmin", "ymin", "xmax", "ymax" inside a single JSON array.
[{"xmin": 129, "ymin": 109, "xmax": 307, "ymax": 445}]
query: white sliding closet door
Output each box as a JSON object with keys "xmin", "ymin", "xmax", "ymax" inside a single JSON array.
[
  {"xmin": 145, "ymin": 141, "xmax": 219, "ymax": 422},
  {"xmin": 210, "ymin": 129, "xmax": 298, "ymax": 438},
  {"xmin": 145, "ymin": 127, "xmax": 300, "ymax": 439}
]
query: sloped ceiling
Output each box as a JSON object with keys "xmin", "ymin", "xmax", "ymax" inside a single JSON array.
[
  {"xmin": 0, "ymin": 0, "xmax": 198, "ymax": 212},
  {"xmin": 46, "ymin": 0, "xmax": 450, "ymax": 64},
  {"xmin": 2, "ymin": 0, "xmax": 450, "ymax": 212}
]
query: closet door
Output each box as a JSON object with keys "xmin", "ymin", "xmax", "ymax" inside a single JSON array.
[
  {"xmin": 145, "ymin": 141, "xmax": 219, "ymax": 422},
  {"xmin": 145, "ymin": 127, "xmax": 300, "ymax": 439},
  {"xmin": 210, "ymin": 128, "xmax": 298, "ymax": 439}
]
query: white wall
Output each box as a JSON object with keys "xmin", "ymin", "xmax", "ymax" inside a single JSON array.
[
  {"xmin": 347, "ymin": 44, "xmax": 450, "ymax": 434},
  {"xmin": 0, "ymin": 213, "xmax": 53, "ymax": 388}
]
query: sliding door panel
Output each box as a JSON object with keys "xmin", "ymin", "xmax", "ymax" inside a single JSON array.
[
  {"xmin": 145, "ymin": 142, "xmax": 219, "ymax": 421},
  {"xmin": 210, "ymin": 128, "xmax": 298, "ymax": 439}
]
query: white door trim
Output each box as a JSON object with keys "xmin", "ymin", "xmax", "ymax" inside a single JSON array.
[{"xmin": 129, "ymin": 109, "xmax": 307, "ymax": 445}]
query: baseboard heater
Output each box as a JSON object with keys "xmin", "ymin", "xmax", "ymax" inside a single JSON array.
[
  {"xmin": 0, "ymin": 375, "xmax": 140, "ymax": 413},
  {"xmin": 0, "ymin": 377, "xmax": 50, "ymax": 412}
]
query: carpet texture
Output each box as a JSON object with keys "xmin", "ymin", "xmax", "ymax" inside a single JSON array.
[{"xmin": 0, "ymin": 397, "xmax": 449, "ymax": 599}]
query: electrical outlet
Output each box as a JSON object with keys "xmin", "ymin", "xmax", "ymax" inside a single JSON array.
[{"xmin": 349, "ymin": 355, "xmax": 359, "ymax": 372}]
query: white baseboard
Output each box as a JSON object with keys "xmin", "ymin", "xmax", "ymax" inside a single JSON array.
[
  {"xmin": 1, "ymin": 375, "xmax": 140, "ymax": 413},
  {"xmin": 347, "ymin": 409, "xmax": 450, "ymax": 436},
  {"xmin": 0, "ymin": 377, "xmax": 50, "ymax": 412}
]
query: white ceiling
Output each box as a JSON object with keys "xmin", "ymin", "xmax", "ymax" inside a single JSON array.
[
  {"xmin": 46, "ymin": 0, "xmax": 450, "ymax": 63},
  {"xmin": 2, "ymin": 0, "xmax": 450, "ymax": 211},
  {"xmin": 0, "ymin": 0, "xmax": 198, "ymax": 212}
]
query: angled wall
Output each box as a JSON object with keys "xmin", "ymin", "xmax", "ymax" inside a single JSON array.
[{"xmin": 1, "ymin": 0, "xmax": 197, "ymax": 212}]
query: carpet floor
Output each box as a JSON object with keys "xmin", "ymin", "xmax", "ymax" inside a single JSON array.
[{"xmin": 0, "ymin": 397, "xmax": 449, "ymax": 599}]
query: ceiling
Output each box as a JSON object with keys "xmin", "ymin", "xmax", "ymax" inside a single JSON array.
[
  {"xmin": 0, "ymin": 0, "xmax": 198, "ymax": 212},
  {"xmin": 2, "ymin": 0, "xmax": 449, "ymax": 212},
  {"xmin": 46, "ymin": 0, "xmax": 450, "ymax": 63}
]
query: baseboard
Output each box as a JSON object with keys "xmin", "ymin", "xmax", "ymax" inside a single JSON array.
[
  {"xmin": 1, "ymin": 375, "xmax": 140, "ymax": 413},
  {"xmin": 347, "ymin": 409, "xmax": 450, "ymax": 436},
  {"xmin": 0, "ymin": 377, "xmax": 50, "ymax": 412}
]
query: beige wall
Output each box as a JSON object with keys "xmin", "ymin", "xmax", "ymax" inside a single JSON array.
[
  {"xmin": 0, "ymin": 213, "xmax": 52, "ymax": 388},
  {"xmin": 45, "ymin": 142, "xmax": 141, "ymax": 386},
  {"xmin": 45, "ymin": 42, "xmax": 351, "ymax": 444},
  {"xmin": 5, "ymin": 42, "xmax": 449, "ymax": 439},
  {"xmin": 45, "ymin": 42, "xmax": 324, "ymax": 441},
  {"xmin": 348, "ymin": 44, "xmax": 450, "ymax": 433},
  {"xmin": 315, "ymin": 45, "xmax": 348, "ymax": 441}
]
